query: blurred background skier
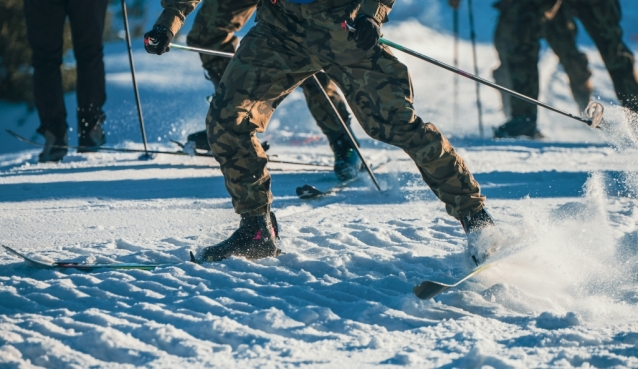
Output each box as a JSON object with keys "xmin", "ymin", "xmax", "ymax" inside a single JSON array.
[
  {"xmin": 145, "ymin": 0, "xmax": 363, "ymax": 181},
  {"xmin": 491, "ymin": 0, "xmax": 638, "ymax": 138}
]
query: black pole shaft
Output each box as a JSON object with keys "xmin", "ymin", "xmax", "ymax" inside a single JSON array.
[
  {"xmin": 170, "ymin": 42, "xmax": 381, "ymax": 190},
  {"xmin": 121, "ymin": 0, "xmax": 150, "ymax": 153},
  {"xmin": 453, "ymin": 8, "xmax": 459, "ymax": 126},
  {"xmin": 467, "ymin": 0, "xmax": 484, "ymax": 137},
  {"xmin": 378, "ymin": 38, "xmax": 593, "ymax": 126},
  {"xmin": 310, "ymin": 75, "xmax": 381, "ymax": 191}
]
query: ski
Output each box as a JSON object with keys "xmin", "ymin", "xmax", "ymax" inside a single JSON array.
[
  {"xmin": 170, "ymin": 138, "xmax": 271, "ymax": 154},
  {"xmin": 3, "ymin": 245, "xmax": 172, "ymax": 271},
  {"xmin": 7, "ymin": 129, "xmax": 331, "ymax": 168},
  {"xmin": 296, "ymin": 159, "xmax": 389, "ymax": 199},
  {"xmin": 296, "ymin": 176, "xmax": 361, "ymax": 199},
  {"xmin": 413, "ymin": 262, "xmax": 494, "ymax": 300},
  {"xmin": 8, "ymin": 129, "xmax": 202, "ymax": 157}
]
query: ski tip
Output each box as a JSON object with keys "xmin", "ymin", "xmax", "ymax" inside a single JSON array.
[
  {"xmin": 296, "ymin": 184, "xmax": 323, "ymax": 199},
  {"xmin": 189, "ymin": 251, "xmax": 198, "ymax": 264},
  {"xmin": 170, "ymin": 140, "xmax": 185, "ymax": 149},
  {"xmin": 413, "ymin": 281, "xmax": 450, "ymax": 300},
  {"xmin": 2, "ymin": 244, "xmax": 19, "ymax": 256}
]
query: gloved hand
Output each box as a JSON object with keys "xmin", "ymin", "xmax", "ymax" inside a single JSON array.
[
  {"xmin": 449, "ymin": 0, "xmax": 461, "ymax": 9},
  {"xmin": 144, "ymin": 25, "xmax": 174, "ymax": 55},
  {"xmin": 351, "ymin": 15, "xmax": 381, "ymax": 51}
]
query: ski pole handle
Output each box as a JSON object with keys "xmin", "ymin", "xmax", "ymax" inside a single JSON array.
[{"xmin": 341, "ymin": 19, "xmax": 356, "ymax": 32}]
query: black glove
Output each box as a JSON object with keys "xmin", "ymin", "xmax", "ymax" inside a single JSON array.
[
  {"xmin": 352, "ymin": 15, "xmax": 381, "ymax": 51},
  {"xmin": 144, "ymin": 25, "xmax": 174, "ymax": 55}
]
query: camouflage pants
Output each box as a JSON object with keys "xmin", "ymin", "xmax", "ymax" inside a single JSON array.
[
  {"xmin": 494, "ymin": 0, "xmax": 592, "ymax": 119},
  {"xmin": 186, "ymin": 0, "xmax": 351, "ymax": 143},
  {"xmin": 508, "ymin": 0, "xmax": 638, "ymax": 119},
  {"xmin": 206, "ymin": 0, "xmax": 485, "ymax": 218}
]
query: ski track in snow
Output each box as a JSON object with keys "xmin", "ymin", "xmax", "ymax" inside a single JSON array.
[
  {"xmin": 3, "ymin": 6, "xmax": 638, "ymax": 368},
  {"xmin": 2, "ymin": 144, "xmax": 638, "ymax": 368}
]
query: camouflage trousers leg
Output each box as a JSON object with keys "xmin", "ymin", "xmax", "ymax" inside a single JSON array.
[
  {"xmin": 324, "ymin": 48, "xmax": 485, "ymax": 219},
  {"xmin": 299, "ymin": 72, "xmax": 352, "ymax": 144},
  {"xmin": 508, "ymin": 0, "xmax": 546, "ymax": 120},
  {"xmin": 543, "ymin": 5, "xmax": 592, "ymax": 112},
  {"xmin": 493, "ymin": 0, "xmax": 519, "ymax": 119},
  {"xmin": 186, "ymin": 0, "xmax": 258, "ymax": 84},
  {"xmin": 566, "ymin": 0, "xmax": 638, "ymax": 112},
  {"xmin": 206, "ymin": 23, "xmax": 318, "ymax": 214},
  {"xmin": 206, "ymin": 22, "xmax": 485, "ymax": 218}
]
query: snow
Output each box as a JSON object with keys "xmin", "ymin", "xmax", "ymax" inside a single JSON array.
[{"xmin": 2, "ymin": 1, "xmax": 638, "ymax": 367}]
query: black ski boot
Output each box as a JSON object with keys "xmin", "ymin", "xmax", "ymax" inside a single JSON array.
[
  {"xmin": 77, "ymin": 110, "xmax": 106, "ymax": 152},
  {"xmin": 38, "ymin": 127, "xmax": 68, "ymax": 163},
  {"xmin": 186, "ymin": 130, "xmax": 210, "ymax": 151},
  {"xmin": 331, "ymin": 138, "xmax": 362, "ymax": 181},
  {"xmin": 195, "ymin": 211, "xmax": 280, "ymax": 263},
  {"xmin": 493, "ymin": 115, "xmax": 543, "ymax": 139},
  {"xmin": 460, "ymin": 208, "xmax": 496, "ymax": 266}
]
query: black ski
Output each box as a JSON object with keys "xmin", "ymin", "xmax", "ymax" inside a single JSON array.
[
  {"xmin": 296, "ymin": 176, "xmax": 361, "ymax": 199},
  {"xmin": 3, "ymin": 245, "xmax": 173, "ymax": 271},
  {"xmin": 413, "ymin": 263, "xmax": 494, "ymax": 300},
  {"xmin": 296, "ymin": 159, "xmax": 389, "ymax": 199},
  {"xmin": 8, "ymin": 129, "xmax": 203, "ymax": 157},
  {"xmin": 7, "ymin": 129, "xmax": 330, "ymax": 168},
  {"xmin": 170, "ymin": 138, "xmax": 271, "ymax": 153}
]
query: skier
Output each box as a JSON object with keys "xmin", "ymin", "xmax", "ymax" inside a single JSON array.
[
  {"xmin": 493, "ymin": 0, "xmax": 638, "ymax": 138},
  {"xmin": 491, "ymin": 0, "xmax": 593, "ymax": 138},
  {"xmin": 145, "ymin": 0, "xmax": 495, "ymax": 264},
  {"xmin": 145, "ymin": 0, "xmax": 363, "ymax": 181},
  {"xmin": 24, "ymin": 0, "xmax": 108, "ymax": 162}
]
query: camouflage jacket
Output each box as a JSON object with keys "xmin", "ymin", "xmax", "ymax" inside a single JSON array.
[{"xmin": 154, "ymin": 0, "xmax": 394, "ymax": 36}]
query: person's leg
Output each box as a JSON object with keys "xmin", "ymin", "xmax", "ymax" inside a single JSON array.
[
  {"xmin": 184, "ymin": 0, "xmax": 259, "ymax": 150},
  {"xmin": 506, "ymin": 0, "xmax": 544, "ymax": 128},
  {"xmin": 492, "ymin": 0, "xmax": 518, "ymax": 119},
  {"xmin": 568, "ymin": 0, "xmax": 638, "ymax": 112},
  {"xmin": 543, "ymin": 5, "xmax": 592, "ymax": 112},
  {"xmin": 24, "ymin": 0, "xmax": 67, "ymax": 137},
  {"xmin": 325, "ymin": 47, "xmax": 485, "ymax": 219},
  {"xmin": 67, "ymin": 0, "xmax": 108, "ymax": 149},
  {"xmin": 186, "ymin": 0, "xmax": 258, "ymax": 87},
  {"xmin": 494, "ymin": 0, "xmax": 560, "ymax": 138},
  {"xmin": 207, "ymin": 22, "xmax": 320, "ymax": 215},
  {"xmin": 24, "ymin": 0, "xmax": 69, "ymax": 162},
  {"xmin": 198, "ymin": 22, "xmax": 321, "ymax": 262}
]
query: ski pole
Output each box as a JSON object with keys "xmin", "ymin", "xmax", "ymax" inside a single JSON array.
[
  {"xmin": 453, "ymin": 7, "xmax": 459, "ymax": 127},
  {"xmin": 310, "ymin": 75, "xmax": 381, "ymax": 191},
  {"xmin": 121, "ymin": 0, "xmax": 153, "ymax": 160},
  {"xmin": 169, "ymin": 42, "xmax": 382, "ymax": 191},
  {"xmin": 7, "ymin": 129, "xmax": 332, "ymax": 168},
  {"xmin": 170, "ymin": 43, "xmax": 234, "ymax": 58},
  {"xmin": 468, "ymin": 0, "xmax": 484, "ymax": 137},
  {"xmin": 340, "ymin": 22, "xmax": 605, "ymax": 129}
]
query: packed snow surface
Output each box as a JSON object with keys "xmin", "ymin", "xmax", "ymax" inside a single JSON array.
[{"xmin": 3, "ymin": 1, "xmax": 638, "ymax": 367}]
